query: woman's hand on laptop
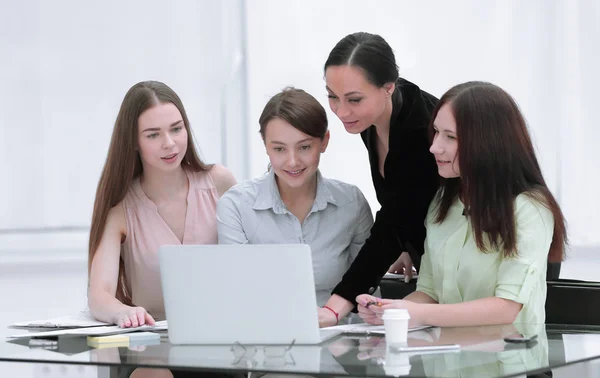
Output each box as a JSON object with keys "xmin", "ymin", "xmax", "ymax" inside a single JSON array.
[
  {"xmin": 114, "ymin": 306, "xmax": 156, "ymax": 328},
  {"xmin": 318, "ymin": 307, "xmax": 338, "ymax": 328}
]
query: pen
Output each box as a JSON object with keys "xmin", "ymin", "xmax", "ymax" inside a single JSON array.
[{"xmin": 365, "ymin": 301, "xmax": 383, "ymax": 308}]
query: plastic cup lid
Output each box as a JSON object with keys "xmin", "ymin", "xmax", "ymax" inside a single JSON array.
[{"xmin": 382, "ymin": 308, "xmax": 411, "ymax": 319}]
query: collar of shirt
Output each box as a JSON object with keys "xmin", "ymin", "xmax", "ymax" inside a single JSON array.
[{"xmin": 251, "ymin": 169, "xmax": 337, "ymax": 214}]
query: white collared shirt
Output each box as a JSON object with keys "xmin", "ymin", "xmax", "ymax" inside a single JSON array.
[{"xmin": 216, "ymin": 170, "xmax": 374, "ymax": 306}]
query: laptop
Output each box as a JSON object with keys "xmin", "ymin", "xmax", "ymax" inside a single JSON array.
[{"xmin": 158, "ymin": 244, "xmax": 342, "ymax": 345}]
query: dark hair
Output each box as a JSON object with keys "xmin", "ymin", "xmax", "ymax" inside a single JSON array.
[
  {"xmin": 430, "ymin": 81, "xmax": 567, "ymax": 262},
  {"xmin": 324, "ymin": 32, "xmax": 398, "ymax": 87},
  {"xmin": 89, "ymin": 80, "xmax": 211, "ymax": 305},
  {"xmin": 259, "ymin": 87, "xmax": 328, "ymax": 139}
]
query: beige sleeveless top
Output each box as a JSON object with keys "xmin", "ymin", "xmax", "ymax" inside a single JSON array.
[{"xmin": 121, "ymin": 168, "xmax": 219, "ymax": 320}]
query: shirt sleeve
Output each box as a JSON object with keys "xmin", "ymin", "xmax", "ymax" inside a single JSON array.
[
  {"xmin": 348, "ymin": 188, "xmax": 374, "ymax": 263},
  {"xmin": 216, "ymin": 189, "xmax": 249, "ymax": 244},
  {"xmin": 494, "ymin": 195, "xmax": 554, "ymax": 304}
]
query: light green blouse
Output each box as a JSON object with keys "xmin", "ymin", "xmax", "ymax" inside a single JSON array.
[{"xmin": 416, "ymin": 193, "xmax": 554, "ymax": 324}]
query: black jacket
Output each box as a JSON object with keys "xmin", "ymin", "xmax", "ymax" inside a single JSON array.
[{"xmin": 331, "ymin": 78, "xmax": 439, "ymax": 303}]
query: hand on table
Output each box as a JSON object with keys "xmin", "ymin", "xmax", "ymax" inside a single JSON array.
[
  {"xmin": 318, "ymin": 306, "xmax": 339, "ymax": 328},
  {"xmin": 114, "ymin": 306, "xmax": 155, "ymax": 328}
]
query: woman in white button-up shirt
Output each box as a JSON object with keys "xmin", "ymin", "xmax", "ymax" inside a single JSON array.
[{"xmin": 217, "ymin": 87, "xmax": 374, "ymax": 320}]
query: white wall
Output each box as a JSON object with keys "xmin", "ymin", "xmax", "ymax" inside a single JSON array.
[
  {"xmin": 1, "ymin": 0, "xmax": 598, "ymax": 249},
  {"xmin": 554, "ymin": 1, "xmax": 600, "ymax": 246},
  {"xmin": 0, "ymin": 0, "xmax": 246, "ymax": 230},
  {"xmin": 244, "ymin": 0, "xmax": 600, "ymax": 247}
]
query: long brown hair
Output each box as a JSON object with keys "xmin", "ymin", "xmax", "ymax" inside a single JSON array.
[
  {"xmin": 430, "ymin": 81, "xmax": 567, "ymax": 262},
  {"xmin": 88, "ymin": 81, "xmax": 212, "ymax": 305}
]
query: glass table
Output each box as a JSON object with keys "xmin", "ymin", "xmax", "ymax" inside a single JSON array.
[{"xmin": 2, "ymin": 323, "xmax": 600, "ymax": 377}]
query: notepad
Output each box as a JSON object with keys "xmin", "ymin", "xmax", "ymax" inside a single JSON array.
[
  {"xmin": 87, "ymin": 332, "xmax": 161, "ymax": 348},
  {"xmin": 87, "ymin": 334, "xmax": 130, "ymax": 345},
  {"xmin": 11, "ymin": 310, "xmax": 110, "ymax": 329},
  {"xmin": 88, "ymin": 331, "xmax": 160, "ymax": 344}
]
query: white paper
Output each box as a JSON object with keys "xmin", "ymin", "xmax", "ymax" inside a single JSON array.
[
  {"xmin": 323, "ymin": 323, "xmax": 432, "ymax": 335},
  {"xmin": 383, "ymin": 272, "xmax": 419, "ymax": 280},
  {"xmin": 11, "ymin": 310, "xmax": 109, "ymax": 329},
  {"xmin": 8, "ymin": 320, "xmax": 168, "ymax": 339}
]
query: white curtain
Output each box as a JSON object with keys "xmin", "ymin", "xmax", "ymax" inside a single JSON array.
[
  {"xmin": 554, "ymin": 1, "xmax": 600, "ymax": 246},
  {"xmin": 1, "ymin": 0, "xmax": 597, "ymax": 248},
  {"xmin": 0, "ymin": 0, "xmax": 247, "ymax": 231},
  {"xmin": 242, "ymin": 0, "xmax": 599, "ymax": 247}
]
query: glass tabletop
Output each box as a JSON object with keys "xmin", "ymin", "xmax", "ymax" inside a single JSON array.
[{"xmin": 2, "ymin": 324, "xmax": 600, "ymax": 377}]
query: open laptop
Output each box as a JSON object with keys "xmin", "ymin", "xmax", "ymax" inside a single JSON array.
[{"xmin": 158, "ymin": 244, "xmax": 342, "ymax": 345}]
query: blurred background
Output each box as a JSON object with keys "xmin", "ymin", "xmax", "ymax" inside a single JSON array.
[{"xmin": 0, "ymin": 0, "xmax": 598, "ymax": 375}]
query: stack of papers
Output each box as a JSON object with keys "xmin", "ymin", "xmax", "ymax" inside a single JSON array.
[
  {"xmin": 10, "ymin": 310, "xmax": 110, "ymax": 329},
  {"xmin": 7, "ymin": 320, "xmax": 168, "ymax": 339}
]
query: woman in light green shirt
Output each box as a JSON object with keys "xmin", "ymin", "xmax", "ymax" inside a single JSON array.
[{"xmin": 356, "ymin": 81, "xmax": 568, "ymax": 327}]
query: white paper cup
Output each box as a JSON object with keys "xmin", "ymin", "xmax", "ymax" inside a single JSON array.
[{"xmin": 382, "ymin": 309, "xmax": 410, "ymax": 346}]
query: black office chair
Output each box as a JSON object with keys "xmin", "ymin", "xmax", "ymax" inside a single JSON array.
[
  {"xmin": 546, "ymin": 262, "xmax": 561, "ymax": 281},
  {"xmin": 545, "ymin": 278, "xmax": 600, "ymax": 327},
  {"xmin": 542, "ymin": 277, "xmax": 600, "ymax": 378}
]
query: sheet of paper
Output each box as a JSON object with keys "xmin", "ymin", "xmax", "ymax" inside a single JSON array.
[
  {"xmin": 11, "ymin": 310, "xmax": 110, "ymax": 329},
  {"xmin": 330, "ymin": 323, "xmax": 386, "ymax": 334},
  {"xmin": 8, "ymin": 320, "xmax": 168, "ymax": 339},
  {"xmin": 323, "ymin": 323, "xmax": 432, "ymax": 335},
  {"xmin": 383, "ymin": 272, "xmax": 419, "ymax": 280}
]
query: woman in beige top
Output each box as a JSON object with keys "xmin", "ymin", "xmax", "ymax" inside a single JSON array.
[{"xmin": 87, "ymin": 81, "xmax": 236, "ymax": 330}]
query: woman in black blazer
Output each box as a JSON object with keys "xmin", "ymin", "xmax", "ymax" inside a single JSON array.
[
  {"xmin": 318, "ymin": 32, "xmax": 562, "ymax": 327},
  {"xmin": 318, "ymin": 32, "xmax": 439, "ymax": 327}
]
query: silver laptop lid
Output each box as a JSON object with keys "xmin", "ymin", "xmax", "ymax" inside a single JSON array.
[{"xmin": 159, "ymin": 244, "xmax": 322, "ymax": 345}]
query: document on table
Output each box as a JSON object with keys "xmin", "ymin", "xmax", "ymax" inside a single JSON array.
[
  {"xmin": 10, "ymin": 310, "xmax": 110, "ymax": 329},
  {"xmin": 323, "ymin": 323, "xmax": 432, "ymax": 335},
  {"xmin": 7, "ymin": 320, "xmax": 168, "ymax": 339},
  {"xmin": 383, "ymin": 272, "xmax": 419, "ymax": 280}
]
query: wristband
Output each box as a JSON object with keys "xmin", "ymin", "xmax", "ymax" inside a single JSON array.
[{"xmin": 323, "ymin": 305, "xmax": 339, "ymax": 325}]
